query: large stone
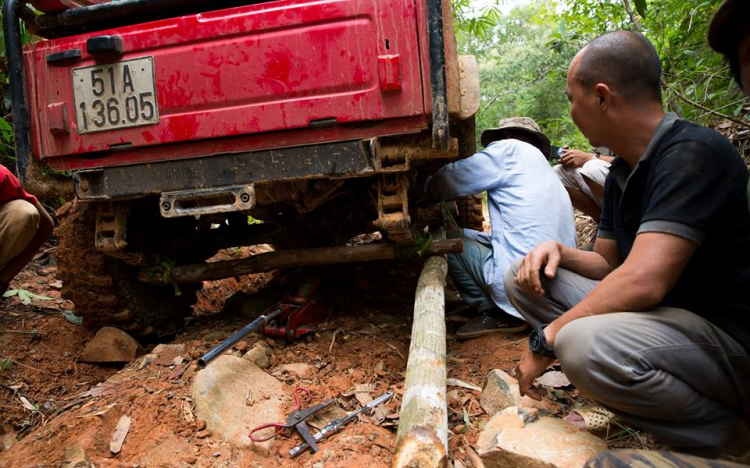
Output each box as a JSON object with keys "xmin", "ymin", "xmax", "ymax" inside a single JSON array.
[
  {"xmin": 478, "ymin": 407, "xmax": 608, "ymax": 468},
  {"xmin": 79, "ymin": 327, "xmax": 142, "ymax": 363},
  {"xmin": 190, "ymin": 355, "xmax": 286, "ymax": 455},
  {"xmin": 480, "ymin": 370, "xmax": 521, "ymax": 416},
  {"xmin": 243, "ymin": 341, "xmax": 272, "ymax": 369}
]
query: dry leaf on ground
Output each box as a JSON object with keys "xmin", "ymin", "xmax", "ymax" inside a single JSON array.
[{"xmin": 537, "ymin": 371, "xmax": 572, "ymax": 388}]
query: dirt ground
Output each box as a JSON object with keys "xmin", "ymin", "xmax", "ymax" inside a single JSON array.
[{"xmin": 0, "ymin": 215, "xmax": 655, "ymax": 468}]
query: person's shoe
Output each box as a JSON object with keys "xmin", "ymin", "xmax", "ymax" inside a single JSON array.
[{"xmin": 455, "ymin": 310, "xmax": 529, "ymax": 339}]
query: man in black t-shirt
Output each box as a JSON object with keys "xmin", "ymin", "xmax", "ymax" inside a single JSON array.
[{"xmin": 505, "ymin": 31, "xmax": 750, "ymax": 457}]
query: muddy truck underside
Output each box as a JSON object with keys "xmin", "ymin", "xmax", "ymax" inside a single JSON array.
[{"xmin": 4, "ymin": 0, "xmax": 481, "ymax": 335}]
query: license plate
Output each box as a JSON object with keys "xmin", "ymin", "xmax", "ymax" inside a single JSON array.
[{"xmin": 72, "ymin": 57, "xmax": 159, "ymax": 134}]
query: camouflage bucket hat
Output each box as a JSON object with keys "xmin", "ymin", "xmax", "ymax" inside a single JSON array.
[
  {"xmin": 708, "ymin": 0, "xmax": 749, "ymax": 54},
  {"xmin": 480, "ymin": 116, "xmax": 551, "ymax": 157}
]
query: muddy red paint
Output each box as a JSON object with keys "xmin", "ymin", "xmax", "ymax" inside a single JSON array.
[{"xmin": 24, "ymin": 0, "xmax": 430, "ymax": 171}]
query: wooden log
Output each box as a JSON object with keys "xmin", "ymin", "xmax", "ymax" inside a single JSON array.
[
  {"xmin": 393, "ymin": 254, "xmax": 448, "ymax": 468},
  {"xmin": 149, "ymin": 239, "xmax": 462, "ymax": 284}
]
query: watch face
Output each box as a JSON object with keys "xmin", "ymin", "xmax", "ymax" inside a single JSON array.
[{"xmin": 529, "ymin": 330, "xmax": 541, "ymax": 352}]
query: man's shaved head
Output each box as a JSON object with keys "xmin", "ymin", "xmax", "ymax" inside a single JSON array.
[{"xmin": 575, "ymin": 31, "xmax": 662, "ymax": 103}]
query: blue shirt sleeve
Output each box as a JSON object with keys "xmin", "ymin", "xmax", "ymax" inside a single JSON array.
[{"xmin": 424, "ymin": 142, "xmax": 508, "ymax": 202}]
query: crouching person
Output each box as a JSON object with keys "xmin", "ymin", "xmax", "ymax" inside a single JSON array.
[
  {"xmin": 505, "ymin": 31, "xmax": 750, "ymax": 457},
  {"xmin": 423, "ymin": 117, "xmax": 576, "ymax": 338},
  {"xmin": 0, "ymin": 165, "xmax": 54, "ymax": 295}
]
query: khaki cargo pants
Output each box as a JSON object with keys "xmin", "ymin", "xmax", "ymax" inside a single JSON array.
[
  {"xmin": 504, "ymin": 258, "xmax": 750, "ymax": 455},
  {"xmin": 0, "ymin": 199, "xmax": 40, "ymax": 270}
]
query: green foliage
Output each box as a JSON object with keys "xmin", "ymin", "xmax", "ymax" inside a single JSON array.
[
  {"xmin": 548, "ymin": 0, "xmax": 748, "ymax": 126},
  {"xmin": 452, "ymin": 0, "xmax": 747, "ymax": 155},
  {"xmin": 456, "ymin": 1, "xmax": 590, "ymax": 149},
  {"xmin": 2, "ymin": 288, "xmax": 53, "ymax": 305},
  {"xmin": 451, "ymin": 0, "xmax": 503, "ymax": 41},
  {"xmin": 0, "ymin": 357, "xmax": 11, "ymax": 371}
]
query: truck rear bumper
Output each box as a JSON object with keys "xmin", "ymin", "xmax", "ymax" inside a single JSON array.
[{"xmin": 74, "ymin": 139, "xmax": 377, "ymax": 201}]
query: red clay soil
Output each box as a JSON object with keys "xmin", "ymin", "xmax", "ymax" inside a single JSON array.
[{"xmin": 0, "ymin": 228, "xmax": 650, "ymax": 467}]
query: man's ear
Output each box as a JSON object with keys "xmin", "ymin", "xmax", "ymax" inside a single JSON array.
[{"xmin": 594, "ymin": 83, "xmax": 612, "ymax": 110}]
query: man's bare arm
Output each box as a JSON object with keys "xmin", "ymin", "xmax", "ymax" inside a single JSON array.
[
  {"xmin": 515, "ymin": 237, "xmax": 621, "ymax": 296},
  {"xmin": 0, "ymin": 201, "xmax": 54, "ymax": 294},
  {"xmin": 545, "ymin": 232, "xmax": 697, "ymax": 346}
]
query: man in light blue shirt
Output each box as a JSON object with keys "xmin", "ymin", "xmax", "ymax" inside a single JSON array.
[{"xmin": 424, "ymin": 117, "xmax": 577, "ymax": 338}]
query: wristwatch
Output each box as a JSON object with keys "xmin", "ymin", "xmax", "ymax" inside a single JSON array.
[{"xmin": 529, "ymin": 326, "xmax": 556, "ymax": 358}]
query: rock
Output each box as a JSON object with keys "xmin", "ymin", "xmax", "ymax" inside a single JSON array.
[
  {"xmin": 276, "ymin": 363, "xmax": 316, "ymax": 380},
  {"xmin": 181, "ymin": 454, "xmax": 198, "ymax": 464},
  {"xmin": 235, "ymin": 341, "xmax": 249, "ymax": 352},
  {"xmin": 0, "ymin": 433, "xmax": 15, "ymax": 451},
  {"xmin": 202, "ymin": 331, "xmax": 225, "ymax": 341},
  {"xmin": 61, "ymin": 445, "xmax": 92, "ymax": 468},
  {"xmin": 195, "ymin": 419, "xmax": 207, "ymax": 431},
  {"xmin": 480, "ymin": 370, "xmax": 521, "ymax": 416},
  {"xmin": 195, "ymin": 429, "xmax": 212, "ymax": 439},
  {"xmin": 138, "ymin": 353, "xmax": 158, "ymax": 370},
  {"xmin": 477, "ymin": 407, "xmax": 608, "ymax": 468},
  {"xmin": 153, "ymin": 344, "xmax": 187, "ymax": 366},
  {"xmin": 191, "ymin": 355, "xmax": 286, "ymax": 455},
  {"xmin": 243, "ymin": 346, "xmax": 270, "ymax": 369},
  {"xmin": 80, "ymin": 327, "xmax": 142, "ymax": 363}
]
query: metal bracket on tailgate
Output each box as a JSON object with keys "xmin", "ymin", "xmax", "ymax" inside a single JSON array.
[{"xmin": 160, "ymin": 185, "xmax": 255, "ymax": 218}]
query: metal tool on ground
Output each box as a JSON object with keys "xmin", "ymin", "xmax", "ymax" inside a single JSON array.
[
  {"xmin": 249, "ymin": 387, "xmax": 335, "ymax": 454},
  {"xmin": 262, "ymin": 274, "xmax": 327, "ymax": 341},
  {"xmin": 289, "ymin": 390, "xmax": 395, "ymax": 458},
  {"xmin": 197, "ymin": 275, "xmax": 327, "ymax": 367}
]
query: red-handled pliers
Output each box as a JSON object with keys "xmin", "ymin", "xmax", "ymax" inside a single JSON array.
[{"xmin": 249, "ymin": 387, "xmax": 335, "ymax": 453}]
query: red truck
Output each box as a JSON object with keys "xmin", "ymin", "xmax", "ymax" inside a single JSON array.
[{"xmin": 3, "ymin": 0, "xmax": 480, "ymax": 335}]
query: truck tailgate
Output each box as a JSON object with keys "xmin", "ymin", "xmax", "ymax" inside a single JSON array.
[{"xmin": 25, "ymin": 0, "xmax": 425, "ymax": 159}]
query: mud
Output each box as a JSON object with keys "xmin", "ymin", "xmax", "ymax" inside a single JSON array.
[{"xmin": 0, "ymin": 221, "xmax": 655, "ymax": 467}]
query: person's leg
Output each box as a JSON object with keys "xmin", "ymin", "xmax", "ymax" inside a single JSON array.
[
  {"xmin": 0, "ymin": 200, "xmax": 40, "ymax": 268},
  {"xmin": 580, "ymin": 159, "xmax": 609, "ymax": 206},
  {"xmin": 448, "ymin": 239, "xmax": 527, "ymax": 337},
  {"xmin": 556, "ymin": 308, "xmax": 750, "ymax": 455},
  {"xmin": 447, "ymin": 237, "xmax": 495, "ymax": 312},
  {"xmin": 584, "ymin": 450, "xmax": 748, "ymax": 468},
  {"xmin": 553, "ymin": 165, "xmax": 602, "ymax": 221},
  {"xmin": 582, "ymin": 176, "xmax": 605, "ymax": 201},
  {"xmin": 503, "ymin": 258, "xmax": 599, "ymax": 327},
  {"xmin": 565, "ymin": 187, "xmax": 602, "ymax": 222}
]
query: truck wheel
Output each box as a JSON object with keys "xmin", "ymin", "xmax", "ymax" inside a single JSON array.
[
  {"xmin": 55, "ymin": 200, "xmax": 199, "ymax": 337},
  {"xmin": 457, "ymin": 194, "xmax": 485, "ymax": 232}
]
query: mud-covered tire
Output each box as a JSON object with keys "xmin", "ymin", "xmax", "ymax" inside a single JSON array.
[
  {"xmin": 457, "ymin": 194, "xmax": 485, "ymax": 231},
  {"xmin": 55, "ymin": 200, "xmax": 199, "ymax": 337}
]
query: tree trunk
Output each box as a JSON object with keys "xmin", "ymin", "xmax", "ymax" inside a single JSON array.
[
  {"xmin": 392, "ymin": 255, "xmax": 448, "ymax": 468},
  {"xmin": 154, "ymin": 239, "xmax": 463, "ymax": 283}
]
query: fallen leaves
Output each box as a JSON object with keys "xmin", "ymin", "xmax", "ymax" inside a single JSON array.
[
  {"xmin": 109, "ymin": 415, "xmax": 131, "ymax": 454},
  {"xmin": 446, "ymin": 378, "xmax": 482, "ymax": 392},
  {"xmin": 536, "ymin": 371, "xmax": 571, "ymax": 388}
]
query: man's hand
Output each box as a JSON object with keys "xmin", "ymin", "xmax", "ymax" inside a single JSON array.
[
  {"xmin": 515, "ymin": 241, "xmax": 562, "ymax": 296},
  {"xmin": 560, "ymin": 149, "xmax": 594, "ymax": 168},
  {"xmin": 516, "ymin": 348, "xmax": 555, "ymax": 400}
]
